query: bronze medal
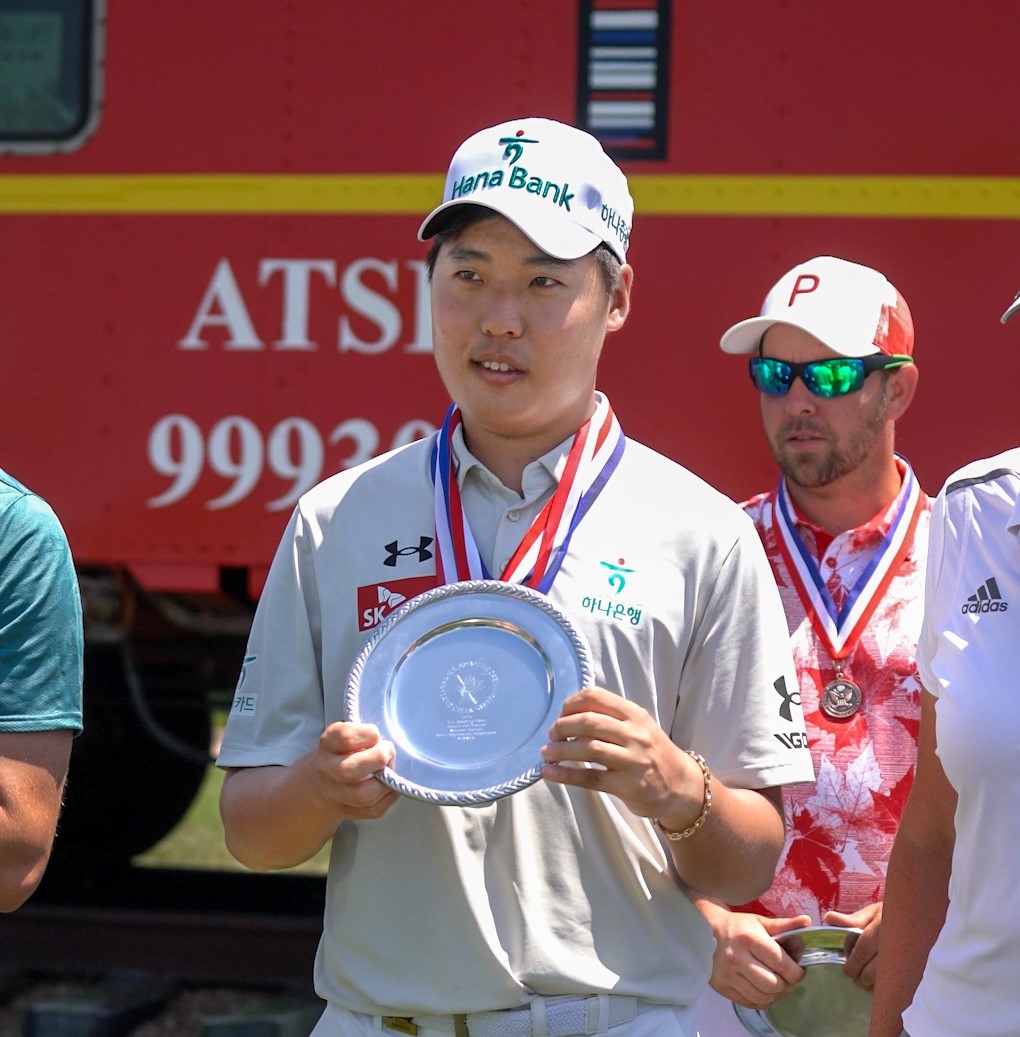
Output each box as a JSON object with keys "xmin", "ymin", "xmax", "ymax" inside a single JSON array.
[
  {"xmin": 770, "ymin": 467, "xmax": 925, "ymax": 728},
  {"xmin": 820, "ymin": 673, "xmax": 863, "ymax": 719}
]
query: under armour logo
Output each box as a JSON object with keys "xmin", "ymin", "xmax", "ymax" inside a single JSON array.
[
  {"xmin": 383, "ymin": 536, "xmax": 434, "ymax": 567},
  {"xmin": 774, "ymin": 675, "xmax": 801, "ymax": 722}
]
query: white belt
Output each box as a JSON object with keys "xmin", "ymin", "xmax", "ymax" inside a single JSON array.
[{"xmin": 379, "ymin": 994, "xmax": 643, "ymax": 1037}]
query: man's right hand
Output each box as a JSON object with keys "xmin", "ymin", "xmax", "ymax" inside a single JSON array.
[
  {"xmin": 698, "ymin": 900, "xmax": 813, "ymax": 1009},
  {"xmin": 221, "ymin": 722, "xmax": 400, "ymax": 872},
  {"xmin": 313, "ymin": 722, "xmax": 400, "ymax": 821}
]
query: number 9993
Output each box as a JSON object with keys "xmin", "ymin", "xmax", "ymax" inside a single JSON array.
[{"xmin": 146, "ymin": 414, "xmax": 435, "ymax": 511}]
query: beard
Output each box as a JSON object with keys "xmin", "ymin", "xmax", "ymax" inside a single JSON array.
[{"xmin": 768, "ymin": 390, "xmax": 889, "ymax": 490}]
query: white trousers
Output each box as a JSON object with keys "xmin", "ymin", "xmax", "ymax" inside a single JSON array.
[
  {"xmin": 693, "ymin": 987, "xmax": 748, "ymax": 1037},
  {"xmin": 310, "ymin": 1001, "xmax": 696, "ymax": 1037}
]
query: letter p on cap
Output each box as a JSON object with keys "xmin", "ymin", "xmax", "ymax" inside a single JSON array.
[{"xmin": 788, "ymin": 274, "xmax": 820, "ymax": 307}]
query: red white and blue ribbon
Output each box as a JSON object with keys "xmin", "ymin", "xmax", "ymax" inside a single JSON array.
[
  {"xmin": 430, "ymin": 393, "xmax": 625, "ymax": 594},
  {"xmin": 770, "ymin": 460, "xmax": 924, "ymax": 662}
]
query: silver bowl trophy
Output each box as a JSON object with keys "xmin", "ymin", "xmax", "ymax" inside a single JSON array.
[
  {"xmin": 734, "ymin": 925, "xmax": 871, "ymax": 1037},
  {"xmin": 344, "ymin": 580, "xmax": 594, "ymax": 804}
]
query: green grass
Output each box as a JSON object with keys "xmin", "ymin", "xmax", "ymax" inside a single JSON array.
[{"xmin": 134, "ymin": 764, "xmax": 330, "ymax": 875}]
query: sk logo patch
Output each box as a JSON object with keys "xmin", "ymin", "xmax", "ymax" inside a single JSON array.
[{"xmin": 358, "ymin": 575, "xmax": 435, "ymax": 631}]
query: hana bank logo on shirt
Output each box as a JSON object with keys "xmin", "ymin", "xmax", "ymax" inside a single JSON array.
[{"xmin": 578, "ymin": 557, "xmax": 643, "ymax": 626}]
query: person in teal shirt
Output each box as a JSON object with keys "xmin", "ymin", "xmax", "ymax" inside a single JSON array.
[{"xmin": 0, "ymin": 467, "xmax": 83, "ymax": 910}]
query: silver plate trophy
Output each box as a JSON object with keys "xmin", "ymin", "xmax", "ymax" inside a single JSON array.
[
  {"xmin": 734, "ymin": 925, "xmax": 871, "ymax": 1037},
  {"xmin": 344, "ymin": 580, "xmax": 595, "ymax": 804}
]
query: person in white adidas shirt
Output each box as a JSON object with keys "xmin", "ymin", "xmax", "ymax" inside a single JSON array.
[
  {"xmin": 217, "ymin": 117, "xmax": 813, "ymax": 1037},
  {"xmin": 869, "ymin": 291, "xmax": 1020, "ymax": 1037}
]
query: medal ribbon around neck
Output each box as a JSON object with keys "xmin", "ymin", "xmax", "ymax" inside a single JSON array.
[
  {"xmin": 772, "ymin": 462, "xmax": 924, "ymax": 663},
  {"xmin": 430, "ymin": 394, "xmax": 625, "ymax": 594}
]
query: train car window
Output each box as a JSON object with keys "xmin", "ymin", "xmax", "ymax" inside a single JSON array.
[
  {"xmin": 0, "ymin": 0, "xmax": 104, "ymax": 154},
  {"xmin": 576, "ymin": 0, "xmax": 671, "ymax": 161}
]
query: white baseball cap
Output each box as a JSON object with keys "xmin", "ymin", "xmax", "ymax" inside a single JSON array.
[
  {"xmin": 720, "ymin": 256, "xmax": 914, "ymax": 358},
  {"xmin": 1001, "ymin": 290, "xmax": 1020, "ymax": 324},
  {"xmin": 418, "ymin": 117, "xmax": 633, "ymax": 262}
]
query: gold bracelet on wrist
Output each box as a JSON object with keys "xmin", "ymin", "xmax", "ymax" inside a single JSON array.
[{"xmin": 655, "ymin": 751, "xmax": 713, "ymax": 841}]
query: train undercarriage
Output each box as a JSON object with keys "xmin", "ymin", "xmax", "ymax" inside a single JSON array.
[{"xmin": 48, "ymin": 567, "xmax": 253, "ymax": 872}]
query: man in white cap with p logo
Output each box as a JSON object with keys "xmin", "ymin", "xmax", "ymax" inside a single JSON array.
[
  {"xmin": 217, "ymin": 117, "xmax": 813, "ymax": 1037},
  {"xmin": 694, "ymin": 256, "xmax": 931, "ymax": 1036}
]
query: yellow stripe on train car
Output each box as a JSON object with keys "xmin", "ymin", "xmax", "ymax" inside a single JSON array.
[{"xmin": 0, "ymin": 173, "xmax": 1018, "ymax": 218}]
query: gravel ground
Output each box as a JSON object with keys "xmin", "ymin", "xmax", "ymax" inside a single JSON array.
[{"xmin": 0, "ymin": 978, "xmax": 309, "ymax": 1037}]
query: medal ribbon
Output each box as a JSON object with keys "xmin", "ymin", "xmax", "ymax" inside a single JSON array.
[
  {"xmin": 430, "ymin": 394, "xmax": 625, "ymax": 593},
  {"xmin": 771, "ymin": 460, "xmax": 924, "ymax": 662}
]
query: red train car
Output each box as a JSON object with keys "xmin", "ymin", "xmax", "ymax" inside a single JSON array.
[{"xmin": 2, "ymin": 0, "xmax": 1018, "ymax": 861}]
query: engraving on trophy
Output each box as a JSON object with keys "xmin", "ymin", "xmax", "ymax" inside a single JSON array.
[
  {"xmin": 440, "ymin": 660, "xmax": 499, "ymax": 715},
  {"xmin": 344, "ymin": 580, "xmax": 595, "ymax": 802}
]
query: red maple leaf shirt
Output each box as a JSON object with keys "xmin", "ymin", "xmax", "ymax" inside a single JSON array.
[{"xmin": 738, "ymin": 468, "xmax": 931, "ymax": 921}]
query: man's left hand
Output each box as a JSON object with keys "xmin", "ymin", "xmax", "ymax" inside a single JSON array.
[
  {"xmin": 540, "ymin": 687, "xmax": 704, "ymax": 827},
  {"xmin": 825, "ymin": 901, "xmax": 882, "ymax": 992}
]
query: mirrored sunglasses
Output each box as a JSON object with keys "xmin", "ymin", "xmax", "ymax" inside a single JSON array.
[{"xmin": 749, "ymin": 354, "xmax": 914, "ymax": 398}]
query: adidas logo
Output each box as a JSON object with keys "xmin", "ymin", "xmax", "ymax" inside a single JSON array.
[{"xmin": 961, "ymin": 577, "xmax": 1009, "ymax": 614}]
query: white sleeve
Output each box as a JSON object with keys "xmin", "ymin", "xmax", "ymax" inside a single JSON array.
[
  {"xmin": 672, "ymin": 515, "xmax": 814, "ymax": 789},
  {"xmin": 217, "ymin": 506, "xmax": 326, "ymax": 768}
]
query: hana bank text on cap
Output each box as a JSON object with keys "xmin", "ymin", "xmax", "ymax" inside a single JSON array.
[
  {"xmin": 418, "ymin": 117, "xmax": 633, "ymax": 263},
  {"xmin": 720, "ymin": 256, "xmax": 914, "ymax": 359}
]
